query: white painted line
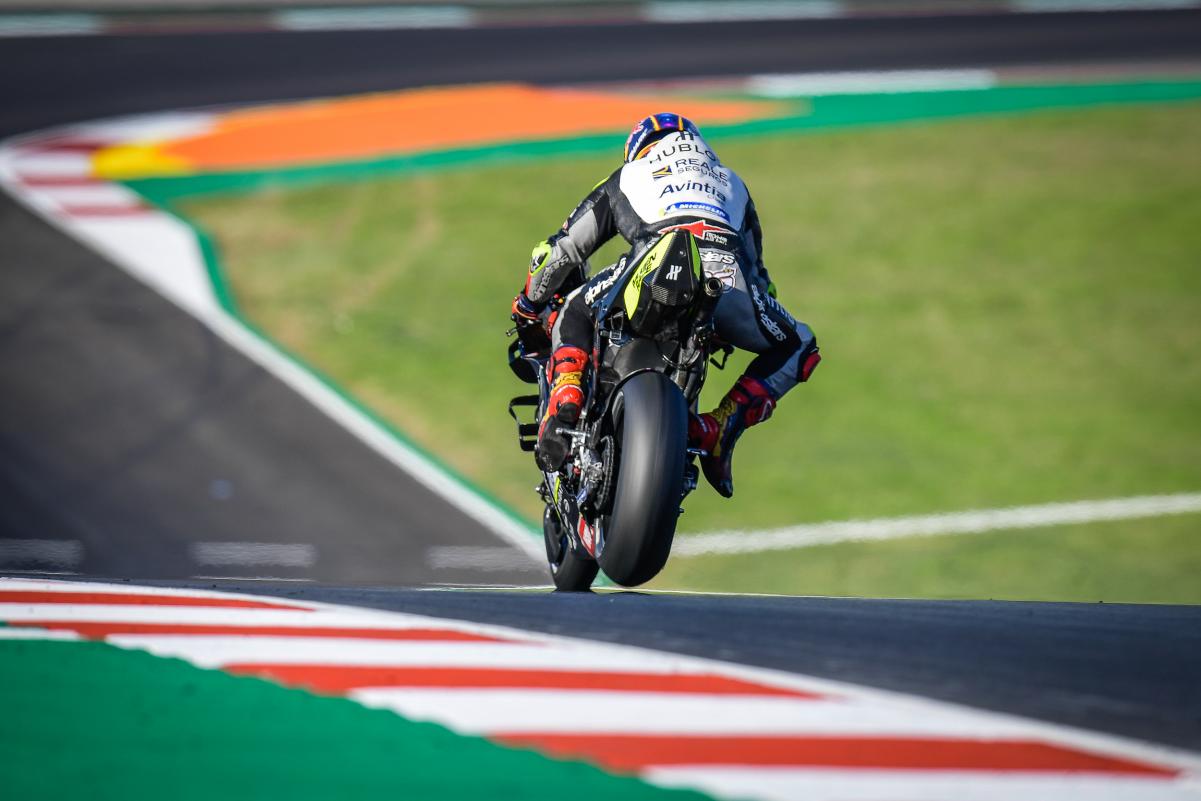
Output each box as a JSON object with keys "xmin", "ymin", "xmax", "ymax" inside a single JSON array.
[
  {"xmin": 1011, "ymin": 0, "xmax": 1200, "ymax": 11},
  {"xmin": 648, "ymin": 767, "xmax": 1197, "ymax": 801},
  {"xmin": 189, "ymin": 541, "xmax": 318, "ymax": 568},
  {"xmin": 644, "ymin": 0, "xmax": 844, "ymax": 22},
  {"xmin": 351, "ymin": 689, "xmax": 1036, "ymax": 737},
  {"xmin": 426, "ymin": 546, "xmax": 545, "ymax": 572},
  {"xmin": 676, "ymin": 492, "xmax": 1201, "ymax": 556},
  {"xmin": 272, "ymin": 6, "xmax": 474, "ymax": 31},
  {"xmin": 0, "ymin": 14, "xmax": 102, "ymax": 37},
  {"xmin": 0, "ymin": 539, "xmax": 84, "ymax": 569},
  {"xmin": 69, "ymin": 112, "xmax": 216, "ymax": 144},
  {"xmin": 70, "ymin": 216, "xmax": 227, "ymax": 315},
  {"xmin": 747, "ymin": 69, "xmax": 998, "ymax": 97}
]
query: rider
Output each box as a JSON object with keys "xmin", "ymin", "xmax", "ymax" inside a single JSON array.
[{"xmin": 511, "ymin": 112, "xmax": 820, "ymax": 498}]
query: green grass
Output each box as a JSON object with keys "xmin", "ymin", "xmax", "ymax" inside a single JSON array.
[{"xmin": 182, "ymin": 102, "xmax": 1201, "ymax": 601}]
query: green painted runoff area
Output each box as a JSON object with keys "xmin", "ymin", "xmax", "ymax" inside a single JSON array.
[
  {"xmin": 0, "ymin": 639, "xmax": 712, "ymax": 800},
  {"xmin": 174, "ymin": 87, "xmax": 1201, "ymax": 602}
]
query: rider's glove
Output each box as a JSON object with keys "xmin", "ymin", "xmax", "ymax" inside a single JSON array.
[{"xmin": 511, "ymin": 293, "xmax": 541, "ymax": 328}]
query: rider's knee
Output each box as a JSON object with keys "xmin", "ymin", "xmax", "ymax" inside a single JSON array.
[{"xmin": 794, "ymin": 324, "xmax": 820, "ymax": 383}]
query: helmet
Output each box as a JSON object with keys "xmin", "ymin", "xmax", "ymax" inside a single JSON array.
[{"xmin": 623, "ymin": 112, "xmax": 700, "ymax": 163}]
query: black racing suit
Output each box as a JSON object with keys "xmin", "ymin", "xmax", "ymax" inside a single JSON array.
[{"xmin": 522, "ymin": 131, "xmax": 818, "ymax": 399}]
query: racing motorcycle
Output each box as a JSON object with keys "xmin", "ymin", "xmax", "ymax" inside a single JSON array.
[{"xmin": 507, "ymin": 228, "xmax": 729, "ymax": 590}]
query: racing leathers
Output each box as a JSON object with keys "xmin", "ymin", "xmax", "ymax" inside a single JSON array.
[{"xmin": 517, "ymin": 130, "xmax": 820, "ymax": 495}]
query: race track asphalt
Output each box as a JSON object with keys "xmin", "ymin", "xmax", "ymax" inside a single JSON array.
[
  {"xmin": 2, "ymin": 9, "xmax": 1199, "ymax": 750},
  {"xmin": 0, "ymin": 192, "xmax": 543, "ymax": 585},
  {"xmin": 2, "ymin": 8, "xmax": 1200, "ymax": 137}
]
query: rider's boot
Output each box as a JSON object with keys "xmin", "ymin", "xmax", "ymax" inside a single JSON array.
[
  {"xmin": 689, "ymin": 375, "xmax": 777, "ymax": 498},
  {"xmin": 536, "ymin": 345, "xmax": 588, "ymax": 472}
]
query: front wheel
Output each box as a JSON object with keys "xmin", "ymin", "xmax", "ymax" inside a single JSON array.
[
  {"xmin": 597, "ymin": 371, "xmax": 687, "ymax": 586},
  {"xmin": 544, "ymin": 504, "xmax": 599, "ymax": 591}
]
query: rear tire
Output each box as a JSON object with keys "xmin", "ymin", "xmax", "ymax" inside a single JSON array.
[
  {"xmin": 544, "ymin": 505, "xmax": 599, "ymax": 591},
  {"xmin": 597, "ymin": 372, "xmax": 687, "ymax": 586}
]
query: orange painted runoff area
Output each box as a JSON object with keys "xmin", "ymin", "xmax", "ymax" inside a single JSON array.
[{"xmin": 156, "ymin": 83, "xmax": 782, "ymax": 171}]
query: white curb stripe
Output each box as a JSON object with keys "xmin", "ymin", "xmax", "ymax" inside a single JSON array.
[
  {"xmin": 747, "ymin": 69, "xmax": 998, "ymax": 97},
  {"xmin": 677, "ymin": 492, "xmax": 1201, "ymax": 556},
  {"xmin": 647, "ymin": 768, "xmax": 1196, "ymax": 801},
  {"xmin": 272, "ymin": 6, "xmax": 474, "ymax": 31},
  {"xmin": 0, "ymin": 605, "xmax": 452, "ymax": 629},
  {"xmin": 7, "ymin": 152, "xmax": 92, "ymax": 177},
  {"xmin": 34, "ymin": 184, "xmax": 144, "ymax": 208},
  {"xmin": 351, "ymin": 689, "xmax": 1036, "ymax": 737},
  {"xmin": 0, "ymin": 627, "xmax": 81, "ymax": 640},
  {"xmin": 643, "ymin": 0, "xmax": 845, "ymax": 22},
  {"xmin": 102, "ymin": 636, "xmax": 698, "ymax": 672},
  {"xmin": 1013, "ymin": 0, "xmax": 1200, "ymax": 11},
  {"xmin": 0, "ymin": 13, "xmax": 101, "ymax": 37}
]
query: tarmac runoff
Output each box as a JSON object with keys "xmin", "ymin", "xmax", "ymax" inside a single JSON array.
[{"xmin": 3, "ymin": 576, "xmax": 1200, "ymax": 800}]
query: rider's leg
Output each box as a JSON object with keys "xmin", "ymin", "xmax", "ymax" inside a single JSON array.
[
  {"xmin": 536, "ymin": 259, "xmax": 630, "ymax": 470},
  {"xmin": 693, "ymin": 271, "xmax": 820, "ymax": 497},
  {"xmin": 533, "ymin": 260, "xmax": 603, "ymax": 471},
  {"xmin": 536, "ymin": 341, "xmax": 587, "ymax": 472}
]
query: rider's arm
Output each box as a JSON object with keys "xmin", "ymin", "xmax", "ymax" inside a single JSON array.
[{"xmin": 521, "ymin": 170, "xmax": 621, "ymax": 307}]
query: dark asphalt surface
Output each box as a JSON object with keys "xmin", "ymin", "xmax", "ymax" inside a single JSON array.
[
  {"xmin": 0, "ymin": 193, "xmax": 543, "ymax": 584},
  {"xmin": 145, "ymin": 580, "xmax": 1201, "ymax": 751},
  {"xmin": 3, "ymin": 9, "xmax": 1201, "ymax": 137},
  {"xmin": 2, "ymin": 10, "xmax": 1199, "ymax": 752}
]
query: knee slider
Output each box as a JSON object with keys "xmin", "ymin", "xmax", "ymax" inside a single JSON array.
[{"xmin": 800, "ymin": 349, "xmax": 821, "ymax": 382}]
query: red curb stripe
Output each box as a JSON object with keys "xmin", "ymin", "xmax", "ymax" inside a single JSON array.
[
  {"xmin": 17, "ymin": 175, "xmax": 101, "ymax": 187},
  {"xmin": 20, "ymin": 139, "xmax": 112, "ymax": 153},
  {"xmin": 492, "ymin": 734, "xmax": 1179, "ymax": 776},
  {"xmin": 0, "ymin": 590, "xmax": 308, "ymax": 610},
  {"xmin": 56, "ymin": 205, "xmax": 151, "ymax": 217},
  {"xmin": 15, "ymin": 621, "xmax": 511, "ymax": 643},
  {"xmin": 225, "ymin": 664, "xmax": 820, "ymax": 698}
]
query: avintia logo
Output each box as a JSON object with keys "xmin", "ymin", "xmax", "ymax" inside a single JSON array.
[{"xmin": 658, "ymin": 180, "xmax": 727, "ymax": 205}]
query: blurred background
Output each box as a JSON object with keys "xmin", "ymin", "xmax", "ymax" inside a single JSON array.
[{"xmin": 1, "ymin": 0, "xmax": 1199, "ymax": 600}]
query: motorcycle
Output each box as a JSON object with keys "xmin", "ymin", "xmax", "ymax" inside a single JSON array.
[{"xmin": 507, "ymin": 228, "xmax": 730, "ymax": 590}]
